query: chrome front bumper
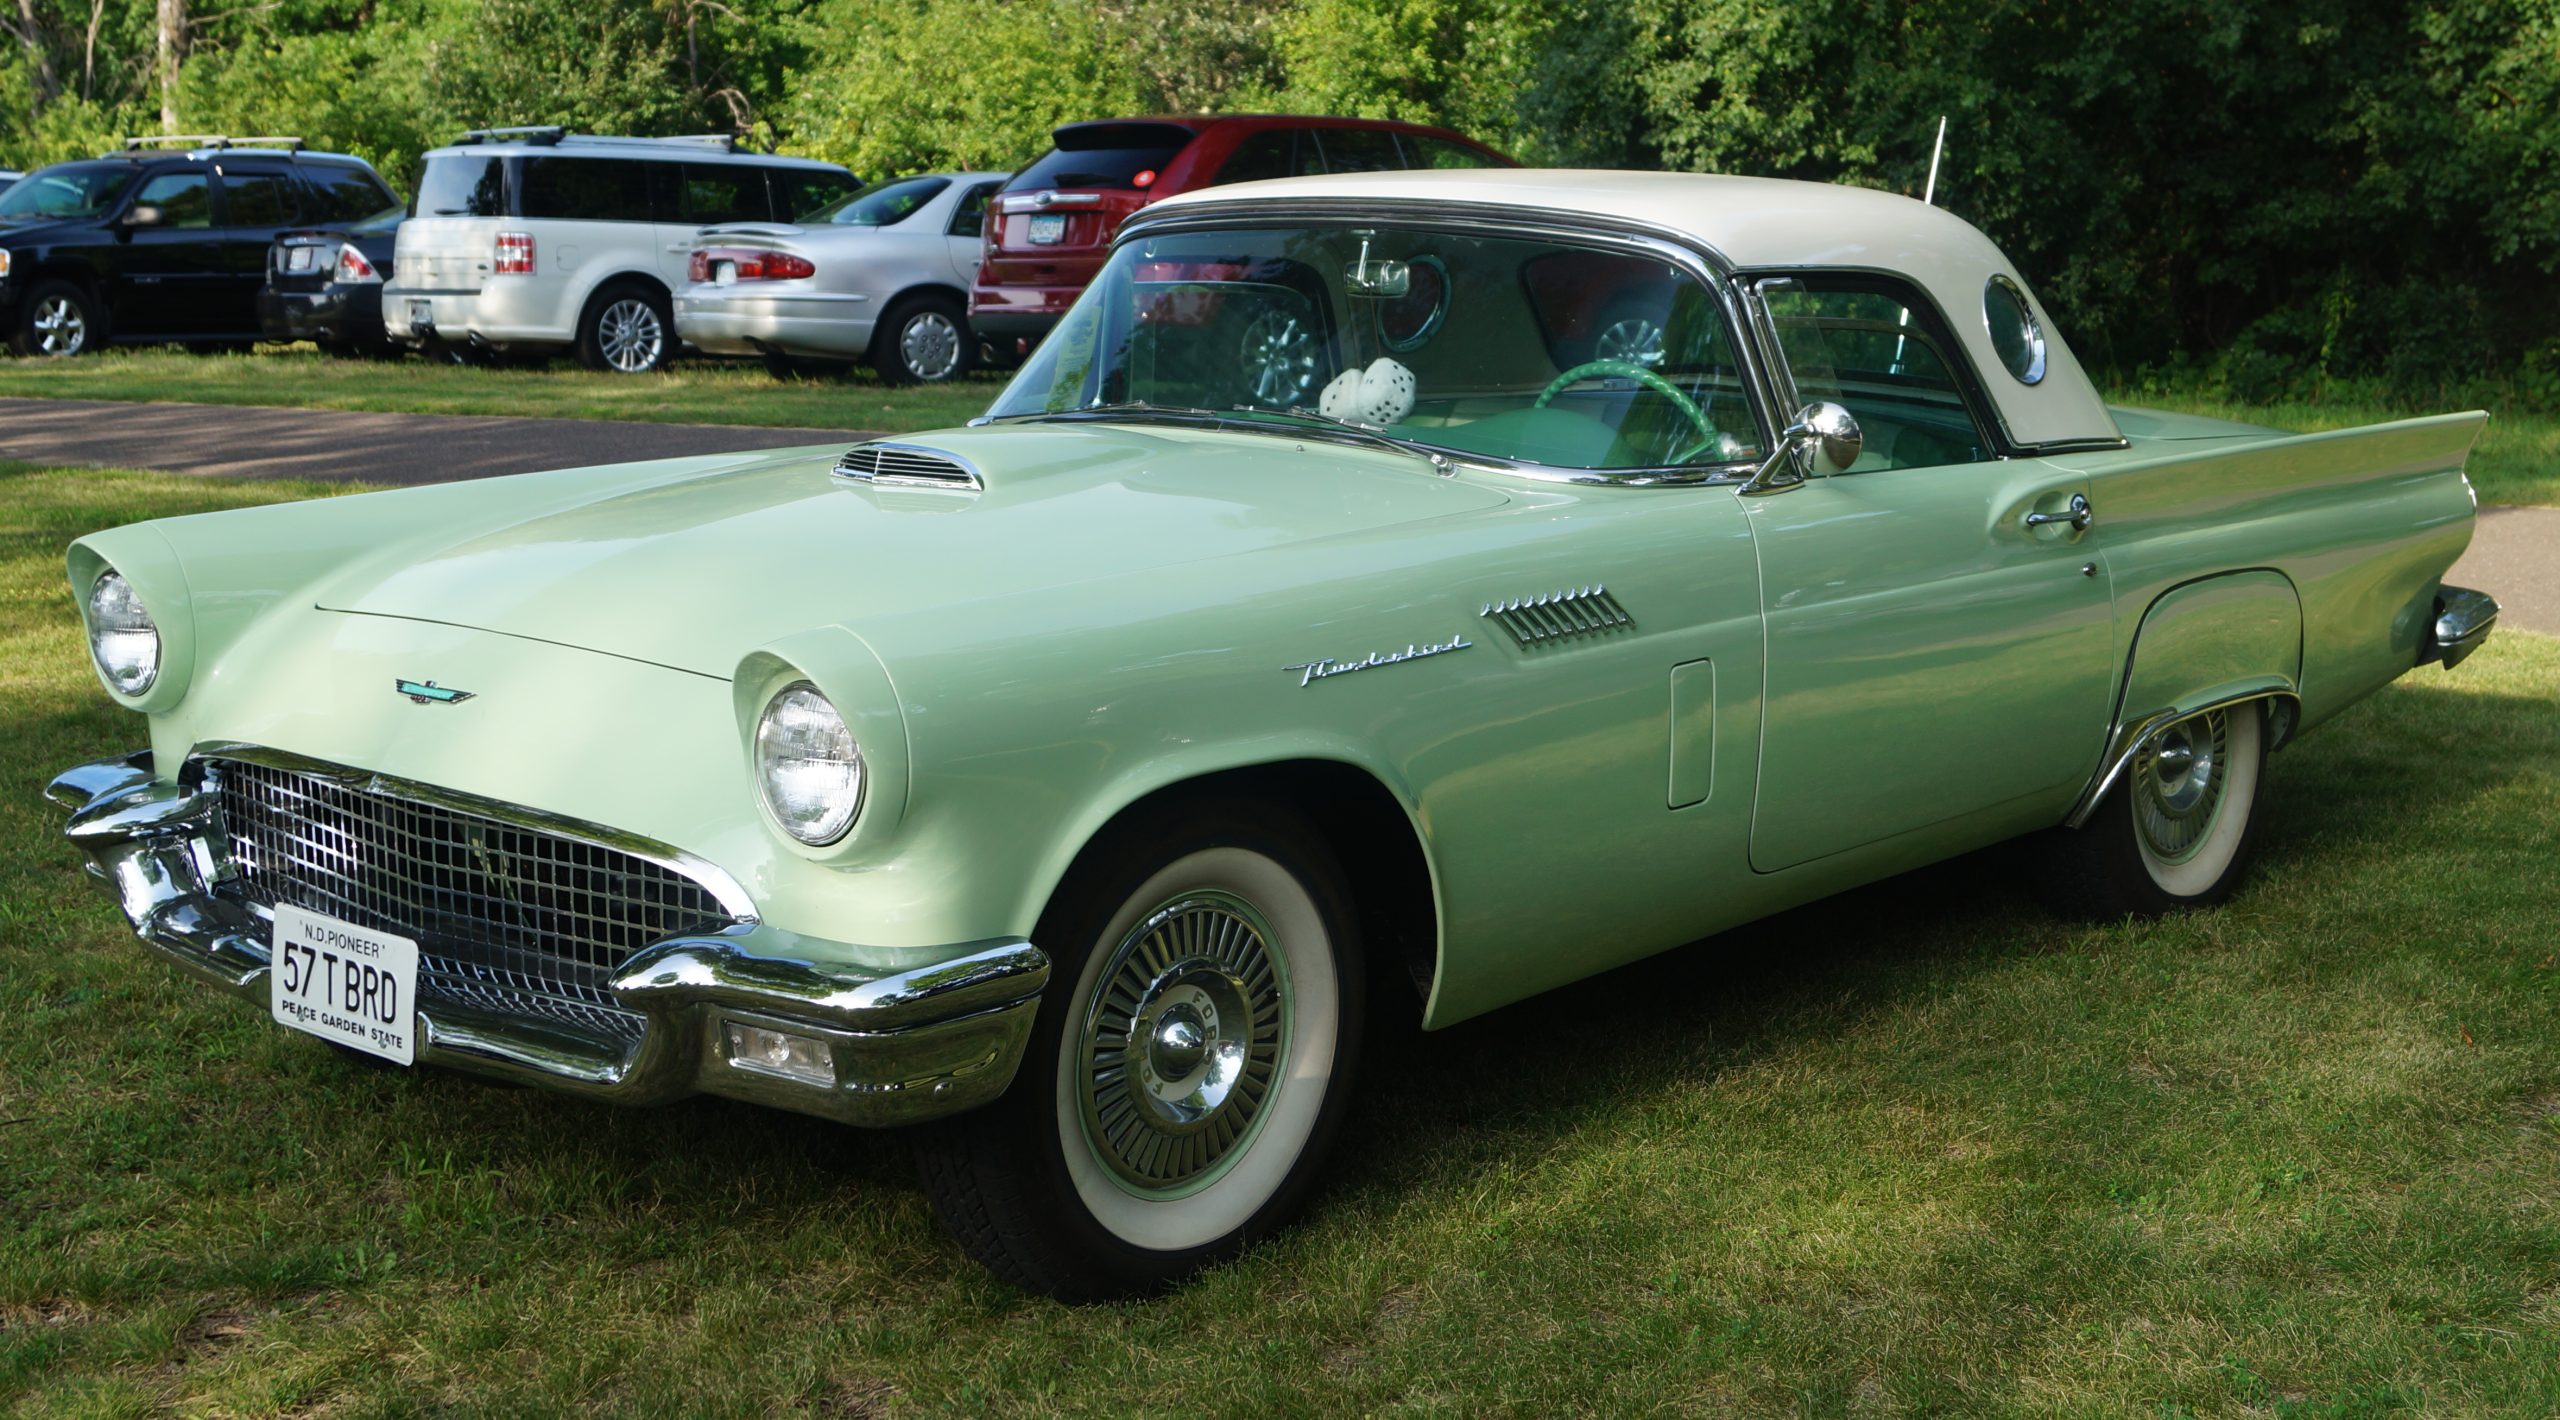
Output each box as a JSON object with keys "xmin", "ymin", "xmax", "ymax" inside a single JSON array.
[
  {"xmin": 2423, "ymin": 585, "xmax": 2499, "ymax": 670},
  {"xmin": 47, "ymin": 752, "xmax": 1048, "ymax": 1127}
]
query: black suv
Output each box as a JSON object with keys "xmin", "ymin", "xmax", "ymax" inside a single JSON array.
[{"xmin": 0, "ymin": 137, "xmax": 401, "ymax": 357}]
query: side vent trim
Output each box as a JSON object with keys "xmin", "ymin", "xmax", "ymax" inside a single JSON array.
[
  {"xmin": 1481, "ymin": 585, "xmax": 1634, "ymax": 648},
  {"xmin": 833, "ymin": 441, "xmax": 983, "ymax": 493}
]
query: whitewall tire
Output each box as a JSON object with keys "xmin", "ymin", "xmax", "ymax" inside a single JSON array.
[
  {"xmin": 2044, "ymin": 702, "xmax": 2270, "ymax": 917},
  {"xmin": 916, "ymin": 802, "xmax": 1364, "ymax": 1300}
]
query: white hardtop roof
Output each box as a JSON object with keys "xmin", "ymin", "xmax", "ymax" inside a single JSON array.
[{"xmin": 1150, "ymin": 169, "xmax": 2123, "ymax": 451}]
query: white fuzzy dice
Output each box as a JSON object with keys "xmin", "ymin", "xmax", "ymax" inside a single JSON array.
[{"xmin": 1316, "ymin": 357, "xmax": 1418, "ymax": 427}]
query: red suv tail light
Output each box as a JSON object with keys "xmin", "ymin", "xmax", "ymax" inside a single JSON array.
[
  {"xmin": 493, "ymin": 232, "xmax": 535, "ymax": 275},
  {"xmin": 689, "ymin": 247, "xmax": 816, "ymax": 283},
  {"xmin": 332, "ymin": 245, "xmax": 380, "ymax": 283}
]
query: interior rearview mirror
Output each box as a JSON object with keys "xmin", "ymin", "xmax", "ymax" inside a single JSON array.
[{"xmin": 1345, "ymin": 255, "xmax": 1410, "ymax": 298}]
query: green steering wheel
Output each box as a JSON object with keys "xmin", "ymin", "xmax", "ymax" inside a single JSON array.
[{"xmin": 1532, "ymin": 359, "xmax": 1721, "ymax": 452}]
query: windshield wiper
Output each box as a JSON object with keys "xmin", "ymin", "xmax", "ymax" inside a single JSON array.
[
  {"xmin": 1225, "ymin": 405, "xmax": 1466, "ymax": 473},
  {"xmin": 981, "ymin": 401, "xmax": 1224, "ymax": 427}
]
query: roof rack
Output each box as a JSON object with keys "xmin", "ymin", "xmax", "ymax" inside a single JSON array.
[
  {"xmin": 122, "ymin": 135, "xmax": 307, "ymax": 152},
  {"xmin": 455, "ymin": 125, "xmax": 567, "ymax": 146},
  {"xmin": 449, "ymin": 127, "xmax": 751, "ymax": 154}
]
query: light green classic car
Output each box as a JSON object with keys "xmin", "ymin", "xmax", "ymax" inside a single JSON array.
[{"xmin": 52, "ymin": 171, "xmax": 2498, "ymax": 1298}]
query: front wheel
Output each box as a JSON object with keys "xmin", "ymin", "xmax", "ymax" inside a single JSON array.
[
  {"xmin": 2043, "ymin": 702, "xmax": 2267, "ymax": 918},
  {"xmin": 575, "ymin": 284, "xmax": 673, "ymax": 374},
  {"xmin": 915, "ymin": 803, "xmax": 1365, "ymax": 1300},
  {"xmin": 9, "ymin": 281, "xmax": 105, "ymax": 357}
]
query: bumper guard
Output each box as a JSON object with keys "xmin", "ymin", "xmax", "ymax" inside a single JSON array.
[{"xmin": 47, "ymin": 752, "xmax": 1048, "ymax": 1128}]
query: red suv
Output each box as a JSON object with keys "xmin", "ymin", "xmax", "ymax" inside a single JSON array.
[{"xmin": 971, "ymin": 114, "xmax": 1515, "ymax": 357}]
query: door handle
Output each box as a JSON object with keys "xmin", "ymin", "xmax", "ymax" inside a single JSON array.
[{"xmin": 2024, "ymin": 492, "xmax": 2092, "ymax": 533}]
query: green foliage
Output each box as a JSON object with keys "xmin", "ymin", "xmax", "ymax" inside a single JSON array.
[{"xmin": 2, "ymin": 0, "xmax": 2554, "ymax": 397}]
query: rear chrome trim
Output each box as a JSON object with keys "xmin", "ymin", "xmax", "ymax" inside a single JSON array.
[{"xmin": 2423, "ymin": 585, "xmax": 2499, "ymax": 670}]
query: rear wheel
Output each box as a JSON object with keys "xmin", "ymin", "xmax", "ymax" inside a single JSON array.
[
  {"xmin": 9, "ymin": 281, "xmax": 105, "ymax": 357},
  {"xmin": 916, "ymin": 802, "xmax": 1365, "ymax": 1300},
  {"xmin": 2043, "ymin": 703, "xmax": 2267, "ymax": 917},
  {"xmin": 576, "ymin": 283, "xmax": 673, "ymax": 374},
  {"xmin": 870, "ymin": 295, "xmax": 971, "ymax": 385}
]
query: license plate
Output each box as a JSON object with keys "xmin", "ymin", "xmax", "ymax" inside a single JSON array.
[
  {"xmin": 286, "ymin": 247, "xmax": 315, "ymax": 273},
  {"xmin": 407, "ymin": 298, "xmax": 433, "ymax": 331},
  {"xmin": 270, "ymin": 903, "xmax": 418, "ymax": 1065},
  {"xmin": 1027, "ymin": 213, "xmax": 1067, "ymax": 245}
]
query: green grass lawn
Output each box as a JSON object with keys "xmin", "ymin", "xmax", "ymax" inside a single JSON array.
[
  {"xmin": 0, "ymin": 347, "xmax": 1002, "ymax": 435},
  {"xmin": 5, "ymin": 467, "xmax": 2559, "ymax": 1416}
]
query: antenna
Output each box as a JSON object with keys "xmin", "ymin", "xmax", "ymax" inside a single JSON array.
[{"xmin": 1922, "ymin": 115, "xmax": 1947, "ymax": 206}]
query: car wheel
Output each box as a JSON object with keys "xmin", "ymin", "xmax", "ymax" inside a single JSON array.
[
  {"xmin": 2043, "ymin": 702, "xmax": 2267, "ymax": 918},
  {"xmin": 870, "ymin": 295, "xmax": 972, "ymax": 385},
  {"xmin": 10, "ymin": 281, "xmax": 105, "ymax": 357},
  {"xmin": 915, "ymin": 802, "xmax": 1366, "ymax": 1300},
  {"xmin": 576, "ymin": 284, "xmax": 673, "ymax": 374},
  {"xmin": 1587, "ymin": 301, "xmax": 1667, "ymax": 368}
]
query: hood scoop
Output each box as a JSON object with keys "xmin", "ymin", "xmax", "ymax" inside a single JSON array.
[{"xmin": 833, "ymin": 441, "xmax": 982, "ymax": 493}]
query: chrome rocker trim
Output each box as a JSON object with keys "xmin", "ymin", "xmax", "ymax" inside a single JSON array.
[
  {"xmin": 46, "ymin": 751, "xmax": 1049, "ymax": 1128},
  {"xmin": 2062, "ymin": 682, "xmax": 2301, "ymax": 831},
  {"xmin": 2422, "ymin": 584, "xmax": 2499, "ymax": 670}
]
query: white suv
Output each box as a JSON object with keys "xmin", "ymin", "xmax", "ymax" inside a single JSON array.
[{"xmin": 384, "ymin": 128, "xmax": 858, "ymax": 373}]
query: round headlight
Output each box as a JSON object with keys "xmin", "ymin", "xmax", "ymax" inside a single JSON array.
[
  {"xmin": 86, "ymin": 570, "xmax": 160, "ymax": 696},
  {"xmin": 755, "ymin": 682, "xmax": 863, "ymax": 845}
]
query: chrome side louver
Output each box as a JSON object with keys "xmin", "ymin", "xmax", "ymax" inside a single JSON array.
[
  {"xmin": 833, "ymin": 441, "xmax": 983, "ymax": 492},
  {"xmin": 1481, "ymin": 585, "xmax": 1634, "ymax": 648}
]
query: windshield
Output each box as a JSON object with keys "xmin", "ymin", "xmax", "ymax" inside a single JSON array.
[
  {"xmin": 0, "ymin": 162, "xmax": 137, "ymax": 222},
  {"xmin": 986, "ymin": 224, "xmax": 1765, "ymax": 471},
  {"xmin": 807, "ymin": 174, "xmax": 949, "ymax": 227}
]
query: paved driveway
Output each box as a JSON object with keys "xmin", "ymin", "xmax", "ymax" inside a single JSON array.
[{"xmin": 0, "ymin": 397, "xmax": 871, "ymax": 486}]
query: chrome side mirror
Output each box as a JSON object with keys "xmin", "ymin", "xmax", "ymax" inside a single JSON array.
[
  {"xmin": 124, "ymin": 204, "xmax": 166, "ymax": 228},
  {"xmin": 1739, "ymin": 401, "xmax": 1862, "ymax": 495}
]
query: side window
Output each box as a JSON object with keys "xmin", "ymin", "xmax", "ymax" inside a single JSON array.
[
  {"xmin": 1211, "ymin": 130, "xmax": 1317, "ymax": 185},
  {"xmin": 217, "ymin": 170, "xmax": 296, "ymax": 226},
  {"xmin": 1315, "ymin": 128, "xmax": 1401, "ymax": 174},
  {"xmin": 304, "ymin": 165, "xmax": 399, "ymax": 223},
  {"xmin": 680, "ymin": 163, "xmax": 766, "ymax": 224},
  {"xmin": 946, "ymin": 181, "xmax": 996, "ymax": 238},
  {"xmin": 775, "ymin": 168, "xmax": 858, "ymax": 223},
  {"xmin": 1399, "ymin": 135, "xmax": 1495, "ymax": 170},
  {"xmin": 133, "ymin": 171, "xmax": 212, "ymax": 228},
  {"xmin": 1756, "ymin": 277, "xmax": 1995, "ymax": 470},
  {"xmin": 519, "ymin": 158, "xmax": 656, "ymax": 222}
]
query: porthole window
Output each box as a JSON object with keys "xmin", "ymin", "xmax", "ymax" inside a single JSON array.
[{"xmin": 1983, "ymin": 274, "xmax": 2046, "ymax": 385}]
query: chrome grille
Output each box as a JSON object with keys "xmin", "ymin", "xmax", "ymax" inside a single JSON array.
[
  {"xmin": 207, "ymin": 757, "xmax": 734, "ymax": 1042},
  {"xmin": 1481, "ymin": 585, "xmax": 1635, "ymax": 648},
  {"xmin": 833, "ymin": 441, "xmax": 982, "ymax": 491}
]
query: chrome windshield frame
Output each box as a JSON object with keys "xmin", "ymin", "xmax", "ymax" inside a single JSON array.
[{"xmin": 1043, "ymin": 197, "xmax": 1786, "ymax": 489}]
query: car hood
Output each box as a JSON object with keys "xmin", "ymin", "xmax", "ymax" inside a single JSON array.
[
  {"xmin": 0, "ymin": 216, "xmax": 90, "ymax": 241},
  {"xmin": 319, "ymin": 421, "xmax": 1509, "ymax": 677}
]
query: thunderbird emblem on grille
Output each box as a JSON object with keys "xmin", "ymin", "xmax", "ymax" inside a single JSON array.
[{"xmin": 395, "ymin": 678, "xmax": 474, "ymax": 706}]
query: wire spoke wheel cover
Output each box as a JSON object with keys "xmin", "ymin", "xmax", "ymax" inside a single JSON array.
[
  {"xmin": 1077, "ymin": 891, "xmax": 1288, "ymax": 1195},
  {"xmin": 33, "ymin": 295, "xmax": 87, "ymax": 356},
  {"xmin": 900, "ymin": 310, "xmax": 962, "ymax": 381},
  {"xmin": 2129, "ymin": 705, "xmax": 2261, "ymax": 898},
  {"xmin": 1051, "ymin": 843, "xmax": 1342, "ymax": 1253},
  {"xmin": 597, "ymin": 298, "xmax": 664, "ymax": 372}
]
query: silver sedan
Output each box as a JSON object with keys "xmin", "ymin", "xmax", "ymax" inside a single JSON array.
[{"xmin": 674, "ymin": 171, "xmax": 1008, "ymax": 384}]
